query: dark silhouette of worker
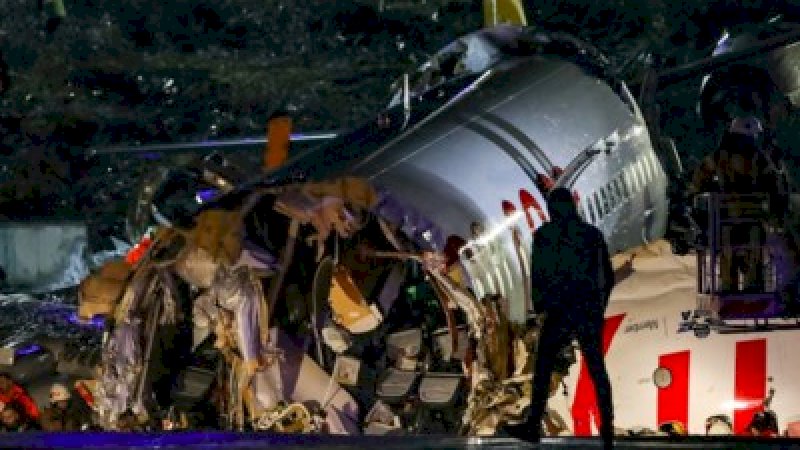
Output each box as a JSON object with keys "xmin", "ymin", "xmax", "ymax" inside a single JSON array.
[
  {"xmin": 691, "ymin": 116, "xmax": 784, "ymax": 200},
  {"xmin": 512, "ymin": 187, "xmax": 615, "ymax": 446}
]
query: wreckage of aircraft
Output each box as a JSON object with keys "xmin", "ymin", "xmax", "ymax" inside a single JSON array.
[
  {"xmin": 75, "ymin": 20, "xmax": 670, "ymax": 434},
  {"xmin": 68, "ymin": 10, "xmax": 800, "ymax": 437}
]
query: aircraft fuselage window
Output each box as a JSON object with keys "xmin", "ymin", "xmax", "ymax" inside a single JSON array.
[
  {"xmin": 600, "ymin": 186, "xmax": 611, "ymax": 214},
  {"xmin": 648, "ymin": 151, "xmax": 660, "ymax": 179},
  {"xmin": 618, "ymin": 174, "xmax": 630, "ymax": 199},
  {"xmin": 612, "ymin": 177, "xmax": 624, "ymax": 201},
  {"xmin": 635, "ymin": 159, "xmax": 645, "ymax": 185},
  {"xmin": 637, "ymin": 159, "xmax": 648, "ymax": 185},
  {"xmin": 632, "ymin": 164, "xmax": 643, "ymax": 191},
  {"xmin": 594, "ymin": 191, "xmax": 604, "ymax": 219},
  {"xmin": 646, "ymin": 153, "xmax": 655, "ymax": 180},
  {"xmin": 604, "ymin": 183, "xmax": 615, "ymax": 211},
  {"xmin": 608, "ymin": 178, "xmax": 622, "ymax": 209},
  {"xmin": 625, "ymin": 167, "xmax": 636, "ymax": 194},
  {"xmin": 642, "ymin": 155, "xmax": 652, "ymax": 182},
  {"xmin": 608, "ymin": 179, "xmax": 622, "ymax": 204},
  {"xmin": 586, "ymin": 197, "xmax": 597, "ymax": 223}
]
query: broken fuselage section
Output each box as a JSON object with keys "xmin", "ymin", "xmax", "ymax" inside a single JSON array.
[
  {"xmin": 83, "ymin": 176, "xmax": 546, "ymax": 435},
  {"xmin": 81, "ymin": 24, "xmax": 660, "ymax": 435}
]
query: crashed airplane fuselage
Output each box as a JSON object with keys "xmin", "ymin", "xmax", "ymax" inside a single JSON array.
[{"xmin": 81, "ymin": 25, "xmax": 668, "ymax": 435}]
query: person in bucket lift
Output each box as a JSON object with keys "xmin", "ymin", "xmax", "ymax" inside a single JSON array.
[{"xmin": 690, "ymin": 116, "xmax": 786, "ymax": 292}]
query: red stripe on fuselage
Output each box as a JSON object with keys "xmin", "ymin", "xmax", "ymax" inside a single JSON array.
[
  {"xmin": 519, "ymin": 189, "xmax": 548, "ymax": 229},
  {"xmin": 657, "ymin": 350, "xmax": 690, "ymax": 430},
  {"xmin": 734, "ymin": 339, "xmax": 767, "ymax": 434},
  {"xmin": 570, "ymin": 313, "xmax": 626, "ymax": 436}
]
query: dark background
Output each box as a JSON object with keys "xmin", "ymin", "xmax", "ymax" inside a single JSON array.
[{"xmin": 0, "ymin": 0, "xmax": 798, "ymax": 247}]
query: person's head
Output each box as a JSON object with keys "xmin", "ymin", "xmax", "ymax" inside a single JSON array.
[
  {"xmin": 50, "ymin": 383, "xmax": 71, "ymax": 409},
  {"xmin": 546, "ymin": 187, "xmax": 578, "ymax": 222},
  {"xmin": 719, "ymin": 116, "xmax": 764, "ymax": 154},
  {"xmin": 0, "ymin": 372, "xmax": 13, "ymax": 393},
  {"xmin": 0, "ymin": 403, "xmax": 21, "ymax": 427}
]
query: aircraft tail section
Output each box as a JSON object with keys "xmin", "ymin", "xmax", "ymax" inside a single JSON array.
[
  {"xmin": 265, "ymin": 112, "xmax": 292, "ymax": 170},
  {"xmin": 483, "ymin": 0, "xmax": 527, "ymax": 28}
]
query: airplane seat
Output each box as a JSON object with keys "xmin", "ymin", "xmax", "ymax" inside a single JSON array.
[
  {"xmin": 414, "ymin": 372, "xmax": 465, "ymax": 434},
  {"xmin": 417, "ymin": 372, "xmax": 462, "ymax": 408},
  {"xmin": 430, "ymin": 326, "xmax": 469, "ymax": 371},
  {"xmin": 376, "ymin": 328, "xmax": 423, "ymax": 404},
  {"xmin": 169, "ymin": 366, "xmax": 216, "ymax": 410},
  {"xmin": 404, "ymin": 326, "xmax": 468, "ymax": 436},
  {"xmin": 386, "ymin": 328, "xmax": 424, "ymax": 369},
  {"xmin": 375, "ymin": 368, "xmax": 419, "ymax": 405},
  {"xmin": 363, "ymin": 399, "xmax": 403, "ymax": 436},
  {"xmin": 418, "ymin": 326, "xmax": 469, "ymax": 409}
]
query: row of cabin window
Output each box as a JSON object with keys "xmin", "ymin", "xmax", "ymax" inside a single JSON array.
[{"xmin": 584, "ymin": 151, "xmax": 658, "ymax": 224}]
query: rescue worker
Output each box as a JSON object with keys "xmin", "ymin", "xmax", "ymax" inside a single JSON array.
[
  {"xmin": 0, "ymin": 402, "xmax": 40, "ymax": 432},
  {"xmin": 0, "ymin": 372, "xmax": 39, "ymax": 423},
  {"xmin": 47, "ymin": 382, "xmax": 93, "ymax": 430},
  {"xmin": 508, "ymin": 187, "xmax": 615, "ymax": 447},
  {"xmin": 690, "ymin": 116, "xmax": 785, "ymax": 292}
]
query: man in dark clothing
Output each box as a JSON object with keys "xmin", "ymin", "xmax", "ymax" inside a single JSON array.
[
  {"xmin": 47, "ymin": 382, "xmax": 94, "ymax": 430},
  {"xmin": 514, "ymin": 187, "xmax": 615, "ymax": 446}
]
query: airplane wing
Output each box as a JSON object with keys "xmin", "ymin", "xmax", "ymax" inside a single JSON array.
[{"xmin": 88, "ymin": 131, "xmax": 341, "ymax": 156}]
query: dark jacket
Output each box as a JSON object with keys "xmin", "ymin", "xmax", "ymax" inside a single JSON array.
[
  {"xmin": 531, "ymin": 188, "xmax": 614, "ymax": 316},
  {"xmin": 62, "ymin": 397, "xmax": 94, "ymax": 431},
  {"xmin": 691, "ymin": 132, "xmax": 782, "ymax": 195}
]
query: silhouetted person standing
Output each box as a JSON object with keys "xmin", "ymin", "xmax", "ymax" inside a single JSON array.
[{"xmin": 525, "ymin": 187, "xmax": 615, "ymax": 446}]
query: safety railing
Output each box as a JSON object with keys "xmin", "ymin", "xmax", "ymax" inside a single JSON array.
[{"xmin": 694, "ymin": 193, "xmax": 783, "ymax": 319}]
